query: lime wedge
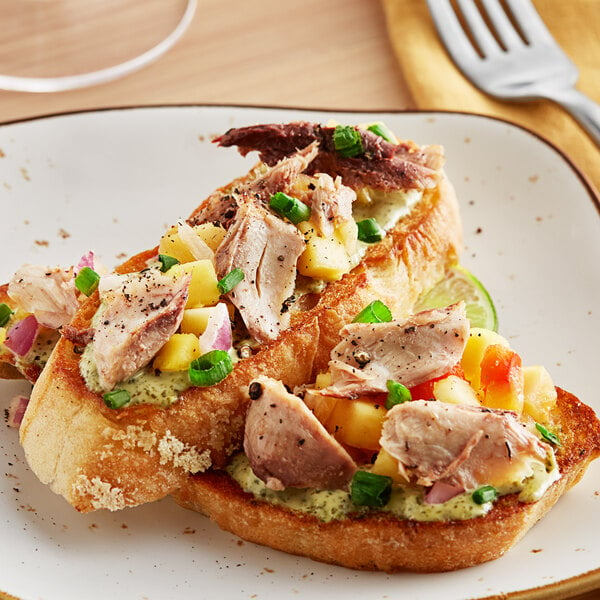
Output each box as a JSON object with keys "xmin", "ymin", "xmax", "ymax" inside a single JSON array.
[{"xmin": 415, "ymin": 265, "xmax": 498, "ymax": 331}]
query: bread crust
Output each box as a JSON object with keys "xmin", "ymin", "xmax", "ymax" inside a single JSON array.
[
  {"xmin": 18, "ymin": 173, "xmax": 462, "ymax": 512},
  {"xmin": 174, "ymin": 388, "xmax": 600, "ymax": 573}
]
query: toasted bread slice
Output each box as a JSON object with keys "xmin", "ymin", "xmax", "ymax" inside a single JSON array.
[
  {"xmin": 175, "ymin": 387, "xmax": 600, "ymax": 573},
  {"xmin": 18, "ymin": 134, "xmax": 462, "ymax": 512}
]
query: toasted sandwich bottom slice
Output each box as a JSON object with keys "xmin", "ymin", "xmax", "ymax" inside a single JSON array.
[{"xmin": 174, "ymin": 388, "xmax": 600, "ymax": 573}]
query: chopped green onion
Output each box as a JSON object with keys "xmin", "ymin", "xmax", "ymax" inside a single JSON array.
[
  {"xmin": 75, "ymin": 267, "xmax": 100, "ymax": 296},
  {"xmin": 158, "ymin": 254, "xmax": 180, "ymax": 273},
  {"xmin": 350, "ymin": 471, "xmax": 393, "ymax": 507},
  {"xmin": 472, "ymin": 485, "xmax": 498, "ymax": 505},
  {"xmin": 333, "ymin": 125, "xmax": 364, "ymax": 158},
  {"xmin": 385, "ymin": 380, "xmax": 412, "ymax": 409},
  {"xmin": 352, "ymin": 300, "xmax": 392, "ymax": 324},
  {"xmin": 535, "ymin": 422, "xmax": 561, "ymax": 446},
  {"xmin": 269, "ymin": 192, "xmax": 311, "ymax": 225},
  {"xmin": 0, "ymin": 303, "xmax": 13, "ymax": 327},
  {"xmin": 189, "ymin": 350, "xmax": 233, "ymax": 387},
  {"xmin": 217, "ymin": 267, "xmax": 245, "ymax": 294},
  {"xmin": 357, "ymin": 218, "xmax": 385, "ymax": 243},
  {"xmin": 103, "ymin": 389, "xmax": 131, "ymax": 409},
  {"xmin": 366, "ymin": 123, "xmax": 396, "ymax": 143}
]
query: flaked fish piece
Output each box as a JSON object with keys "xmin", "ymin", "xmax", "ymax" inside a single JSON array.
[
  {"xmin": 93, "ymin": 269, "xmax": 190, "ymax": 390},
  {"xmin": 215, "ymin": 203, "xmax": 304, "ymax": 344},
  {"xmin": 244, "ymin": 376, "xmax": 357, "ymax": 491},
  {"xmin": 8, "ymin": 264, "xmax": 80, "ymax": 329},
  {"xmin": 381, "ymin": 399, "xmax": 553, "ymax": 490},
  {"xmin": 394, "ymin": 142, "xmax": 445, "ymax": 172},
  {"xmin": 248, "ymin": 142, "xmax": 319, "ymax": 199},
  {"xmin": 215, "ymin": 121, "xmax": 443, "ymax": 191},
  {"xmin": 192, "ymin": 144, "xmax": 319, "ymax": 229},
  {"xmin": 327, "ymin": 303, "xmax": 469, "ymax": 396},
  {"xmin": 216, "ymin": 122, "xmax": 395, "ymax": 162},
  {"xmin": 310, "ymin": 173, "xmax": 357, "ymax": 252}
]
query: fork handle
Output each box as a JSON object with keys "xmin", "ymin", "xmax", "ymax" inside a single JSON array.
[{"xmin": 544, "ymin": 87, "xmax": 600, "ymax": 148}]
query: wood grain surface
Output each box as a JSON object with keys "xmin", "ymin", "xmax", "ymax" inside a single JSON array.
[{"xmin": 0, "ymin": 0, "xmax": 412, "ymax": 123}]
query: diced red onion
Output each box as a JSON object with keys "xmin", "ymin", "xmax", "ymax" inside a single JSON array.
[
  {"xmin": 198, "ymin": 303, "xmax": 232, "ymax": 353},
  {"xmin": 7, "ymin": 395, "xmax": 29, "ymax": 428},
  {"xmin": 75, "ymin": 250, "xmax": 95, "ymax": 274},
  {"xmin": 424, "ymin": 481, "xmax": 464, "ymax": 505},
  {"xmin": 4, "ymin": 315, "xmax": 39, "ymax": 356}
]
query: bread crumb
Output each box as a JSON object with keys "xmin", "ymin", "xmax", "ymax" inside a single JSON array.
[
  {"xmin": 73, "ymin": 475, "xmax": 127, "ymax": 511},
  {"xmin": 109, "ymin": 425, "xmax": 157, "ymax": 452},
  {"xmin": 157, "ymin": 430, "xmax": 211, "ymax": 473}
]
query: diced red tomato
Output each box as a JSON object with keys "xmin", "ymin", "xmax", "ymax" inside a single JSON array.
[
  {"xmin": 409, "ymin": 363, "xmax": 466, "ymax": 400},
  {"xmin": 480, "ymin": 344, "xmax": 522, "ymax": 388}
]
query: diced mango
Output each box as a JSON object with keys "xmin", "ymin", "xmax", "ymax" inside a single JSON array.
[
  {"xmin": 522, "ymin": 365, "xmax": 557, "ymax": 424},
  {"xmin": 479, "ymin": 344, "xmax": 524, "ymax": 413},
  {"xmin": 315, "ymin": 371, "xmax": 332, "ymax": 389},
  {"xmin": 0, "ymin": 327, "xmax": 6, "ymax": 345},
  {"xmin": 153, "ymin": 333, "xmax": 200, "ymax": 372},
  {"xmin": 324, "ymin": 397, "xmax": 386, "ymax": 450},
  {"xmin": 169, "ymin": 260, "xmax": 220, "ymax": 308},
  {"xmin": 371, "ymin": 449, "xmax": 407, "ymax": 483},
  {"xmin": 297, "ymin": 220, "xmax": 317, "ymax": 238},
  {"xmin": 461, "ymin": 327, "xmax": 511, "ymax": 390},
  {"xmin": 194, "ymin": 223, "xmax": 227, "ymax": 251},
  {"xmin": 180, "ymin": 307, "xmax": 213, "ymax": 336},
  {"xmin": 333, "ymin": 219, "xmax": 358, "ymax": 252},
  {"xmin": 290, "ymin": 174, "xmax": 318, "ymax": 197},
  {"xmin": 159, "ymin": 225, "xmax": 196, "ymax": 264},
  {"xmin": 482, "ymin": 381, "xmax": 524, "ymax": 413},
  {"xmin": 297, "ymin": 236, "xmax": 352, "ymax": 282},
  {"xmin": 433, "ymin": 375, "xmax": 480, "ymax": 406},
  {"xmin": 13, "ymin": 307, "xmax": 31, "ymax": 321}
]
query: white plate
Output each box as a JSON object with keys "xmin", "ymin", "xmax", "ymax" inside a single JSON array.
[{"xmin": 0, "ymin": 106, "xmax": 599, "ymax": 600}]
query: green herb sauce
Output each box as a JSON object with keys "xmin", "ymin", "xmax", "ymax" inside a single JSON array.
[
  {"xmin": 15, "ymin": 328, "xmax": 60, "ymax": 373},
  {"xmin": 79, "ymin": 343, "xmax": 190, "ymax": 408},
  {"xmin": 226, "ymin": 451, "xmax": 560, "ymax": 523}
]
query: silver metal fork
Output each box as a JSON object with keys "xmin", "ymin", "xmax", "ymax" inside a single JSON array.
[{"xmin": 427, "ymin": 0, "xmax": 600, "ymax": 146}]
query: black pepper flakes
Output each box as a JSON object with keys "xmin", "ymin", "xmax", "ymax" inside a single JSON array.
[
  {"xmin": 248, "ymin": 381, "xmax": 263, "ymax": 400},
  {"xmin": 353, "ymin": 350, "xmax": 371, "ymax": 368}
]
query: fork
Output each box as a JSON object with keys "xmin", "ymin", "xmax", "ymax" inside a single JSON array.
[{"xmin": 427, "ymin": 0, "xmax": 600, "ymax": 147}]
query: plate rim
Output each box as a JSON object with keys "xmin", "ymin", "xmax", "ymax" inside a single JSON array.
[
  {"xmin": 0, "ymin": 103, "xmax": 598, "ymax": 214},
  {"xmin": 0, "ymin": 104, "xmax": 598, "ymax": 600}
]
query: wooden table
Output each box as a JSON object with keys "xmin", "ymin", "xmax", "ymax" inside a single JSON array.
[
  {"xmin": 0, "ymin": 2, "xmax": 597, "ymax": 598},
  {"xmin": 0, "ymin": 0, "xmax": 412, "ymax": 123}
]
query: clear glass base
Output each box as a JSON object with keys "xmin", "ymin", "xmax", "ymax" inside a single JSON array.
[{"xmin": 0, "ymin": 0, "xmax": 196, "ymax": 92}]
